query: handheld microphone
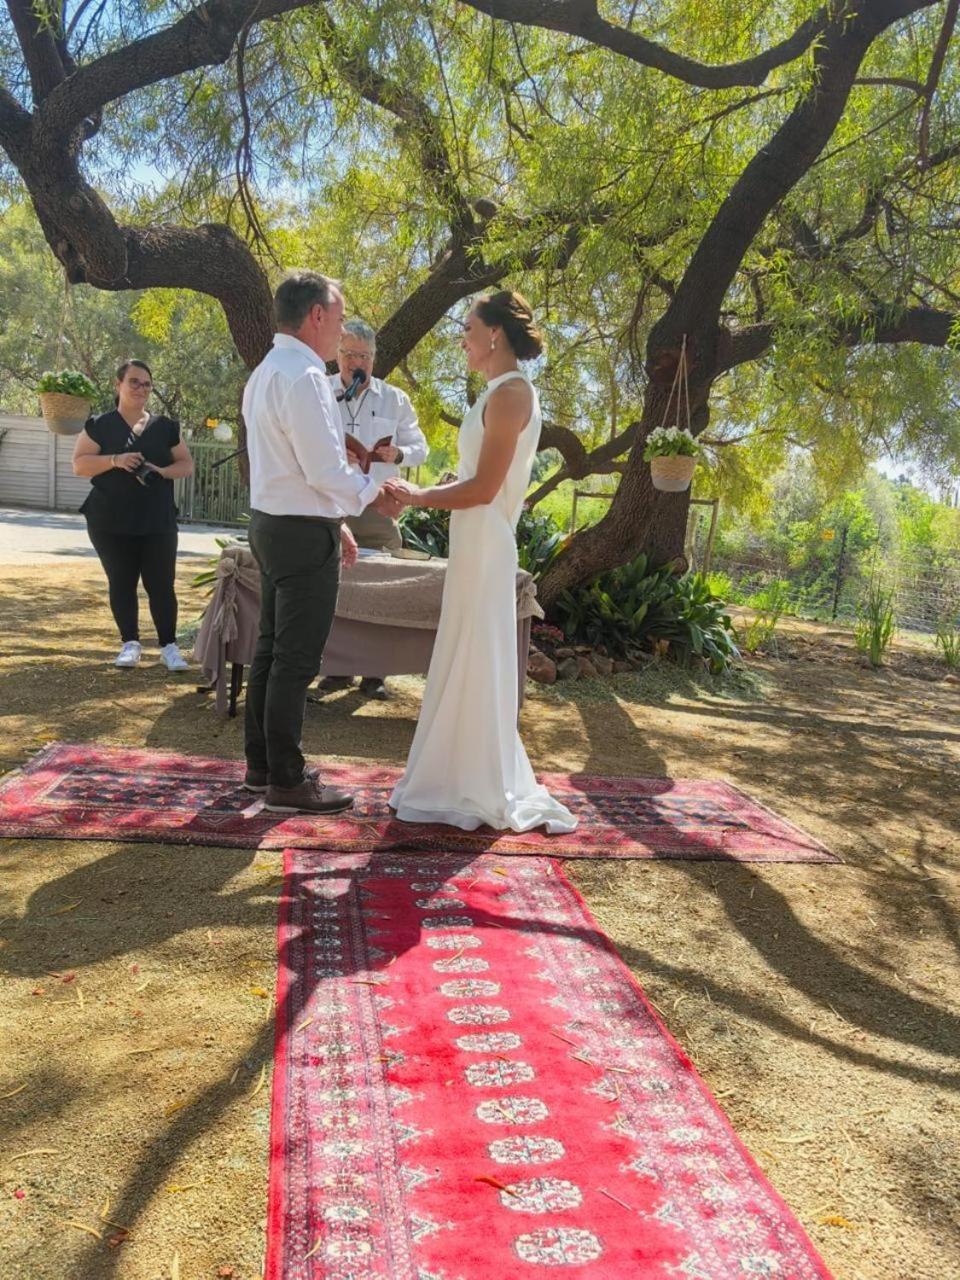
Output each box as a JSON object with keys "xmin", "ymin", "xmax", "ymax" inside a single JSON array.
[{"xmin": 338, "ymin": 368, "xmax": 366, "ymax": 403}]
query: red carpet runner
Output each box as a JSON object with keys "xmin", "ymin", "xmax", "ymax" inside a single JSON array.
[
  {"xmin": 266, "ymin": 852, "xmax": 832, "ymax": 1278},
  {"xmin": 0, "ymin": 743, "xmax": 836, "ymax": 862}
]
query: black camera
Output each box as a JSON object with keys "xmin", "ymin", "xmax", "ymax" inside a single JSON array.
[{"xmin": 133, "ymin": 462, "xmax": 161, "ymax": 487}]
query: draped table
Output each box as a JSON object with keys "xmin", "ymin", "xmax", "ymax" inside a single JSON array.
[{"xmin": 193, "ymin": 543, "xmax": 542, "ymax": 717}]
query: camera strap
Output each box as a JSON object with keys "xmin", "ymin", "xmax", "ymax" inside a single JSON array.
[{"xmin": 124, "ymin": 412, "xmax": 156, "ymax": 451}]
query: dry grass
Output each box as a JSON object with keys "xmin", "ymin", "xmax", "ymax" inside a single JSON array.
[{"xmin": 1, "ymin": 563, "xmax": 958, "ymax": 1279}]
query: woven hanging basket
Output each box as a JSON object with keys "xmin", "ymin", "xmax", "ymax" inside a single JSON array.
[
  {"xmin": 650, "ymin": 453, "xmax": 696, "ymax": 492},
  {"xmin": 39, "ymin": 391, "xmax": 91, "ymax": 436}
]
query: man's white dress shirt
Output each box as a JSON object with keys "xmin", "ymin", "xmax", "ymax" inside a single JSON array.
[
  {"xmin": 328, "ymin": 374, "xmax": 429, "ymax": 488},
  {"xmin": 243, "ymin": 334, "xmax": 379, "ymax": 518}
]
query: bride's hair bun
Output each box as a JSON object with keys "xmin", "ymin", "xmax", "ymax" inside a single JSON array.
[{"xmin": 475, "ymin": 291, "xmax": 543, "ymax": 361}]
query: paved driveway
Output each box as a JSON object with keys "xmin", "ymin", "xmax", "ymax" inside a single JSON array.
[{"xmin": 0, "ymin": 506, "xmax": 242, "ymax": 565}]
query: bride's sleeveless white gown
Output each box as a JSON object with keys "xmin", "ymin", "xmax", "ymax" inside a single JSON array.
[{"xmin": 390, "ymin": 370, "xmax": 578, "ymax": 834}]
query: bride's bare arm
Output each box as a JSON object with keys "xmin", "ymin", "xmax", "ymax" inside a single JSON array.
[{"xmin": 392, "ymin": 380, "xmax": 532, "ymax": 511}]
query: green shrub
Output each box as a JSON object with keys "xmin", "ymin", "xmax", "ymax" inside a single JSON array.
[
  {"xmin": 935, "ymin": 623, "xmax": 960, "ymax": 669},
  {"xmin": 704, "ymin": 571, "xmax": 735, "ymax": 600},
  {"xmin": 400, "ymin": 507, "xmax": 450, "ymax": 556},
  {"xmin": 855, "ymin": 587, "xmax": 896, "ymax": 667},
  {"xmin": 740, "ymin": 579, "xmax": 791, "ymax": 653},
  {"xmin": 552, "ymin": 556, "xmax": 739, "ymax": 673},
  {"xmin": 516, "ymin": 510, "xmax": 565, "ymax": 581}
]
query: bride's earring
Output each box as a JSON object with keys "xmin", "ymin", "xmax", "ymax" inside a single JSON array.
[{"xmin": 490, "ymin": 338, "xmax": 497, "ymax": 351}]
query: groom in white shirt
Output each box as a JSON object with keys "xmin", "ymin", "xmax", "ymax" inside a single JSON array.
[{"xmin": 241, "ymin": 270, "xmax": 402, "ymax": 815}]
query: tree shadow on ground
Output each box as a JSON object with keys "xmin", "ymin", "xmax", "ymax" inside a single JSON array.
[{"xmin": 569, "ymin": 679, "xmax": 960, "ymax": 1079}]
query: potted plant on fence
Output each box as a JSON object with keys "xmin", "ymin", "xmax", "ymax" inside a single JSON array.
[
  {"xmin": 37, "ymin": 370, "xmax": 97, "ymax": 436},
  {"xmin": 643, "ymin": 425, "xmax": 701, "ymax": 492}
]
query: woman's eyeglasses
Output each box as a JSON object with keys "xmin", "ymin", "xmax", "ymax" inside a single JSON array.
[{"xmin": 126, "ymin": 378, "xmax": 152, "ymax": 390}]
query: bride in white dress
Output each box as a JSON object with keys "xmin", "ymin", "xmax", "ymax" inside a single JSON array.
[{"xmin": 388, "ymin": 292, "xmax": 577, "ymax": 834}]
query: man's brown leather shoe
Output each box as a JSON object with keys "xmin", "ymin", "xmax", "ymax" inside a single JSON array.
[{"xmin": 263, "ymin": 776, "xmax": 354, "ymax": 815}]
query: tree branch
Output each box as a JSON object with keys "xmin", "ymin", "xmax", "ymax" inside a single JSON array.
[
  {"xmin": 717, "ymin": 304, "xmax": 958, "ymax": 375},
  {"xmin": 6, "ymin": 0, "xmax": 67, "ymax": 103},
  {"xmin": 458, "ymin": 0, "xmax": 829, "ymax": 88},
  {"xmin": 648, "ymin": 0, "xmax": 940, "ymax": 360},
  {"xmin": 0, "ymin": 85, "xmax": 32, "ymax": 149},
  {"xmin": 918, "ymin": 0, "xmax": 959, "ymax": 165},
  {"xmin": 374, "ymin": 207, "xmax": 602, "ymax": 377},
  {"xmin": 854, "ymin": 75, "xmax": 925, "ymax": 92},
  {"xmin": 36, "ymin": 0, "xmax": 313, "ymax": 140},
  {"xmin": 86, "ymin": 222, "xmax": 275, "ymax": 368},
  {"xmin": 527, "ymin": 419, "xmax": 639, "ymax": 507},
  {"xmin": 316, "ymin": 11, "xmax": 474, "ymax": 239}
]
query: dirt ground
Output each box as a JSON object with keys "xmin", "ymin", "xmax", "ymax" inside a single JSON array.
[{"xmin": 1, "ymin": 563, "xmax": 958, "ymax": 1280}]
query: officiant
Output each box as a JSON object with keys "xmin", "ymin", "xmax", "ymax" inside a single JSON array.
[{"xmin": 319, "ymin": 319, "xmax": 429, "ymax": 700}]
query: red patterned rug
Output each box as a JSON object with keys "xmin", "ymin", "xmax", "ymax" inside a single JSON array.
[
  {"xmin": 0, "ymin": 743, "xmax": 837, "ymax": 862},
  {"xmin": 266, "ymin": 851, "xmax": 833, "ymax": 1279}
]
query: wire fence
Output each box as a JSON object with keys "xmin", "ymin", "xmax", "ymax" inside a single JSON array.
[{"xmin": 703, "ymin": 556, "xmax": 960, "ymax": 635}]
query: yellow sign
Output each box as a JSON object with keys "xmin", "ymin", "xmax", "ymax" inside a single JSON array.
[{"xmin": 821, "ymin": 529, "xmax": 835, "ymax": 541}]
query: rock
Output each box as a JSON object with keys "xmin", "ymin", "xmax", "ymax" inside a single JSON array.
[
  {"xmin": 554, "ymin": 647, "xmax": 575, "ymax": 659},
  {"xmin": 527, "ymin": 651, "xmax": 557, "ymax": 684},
  {"xmin": 576, "ymin": 655, "xmax": 599, "ymax": 678},
  {"xmin": 592, "ymin": 655, "xmax": 614, "ymax": 676},
  {"xmin": 612, "ymin": 660, "xmax": 634, "ymax": 675},
  {"xmin": 556, "ymin": 657, "xmax": 580, "ymax": 681}
]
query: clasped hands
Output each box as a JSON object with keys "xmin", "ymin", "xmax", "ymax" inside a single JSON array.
[{"xmin": 374, "ymin": 477, "xmax": 421, "ymax": 518}]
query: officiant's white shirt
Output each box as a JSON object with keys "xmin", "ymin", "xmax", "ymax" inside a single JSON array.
[
  {"xmin": 328, "ymin": 374, "xmax": 429, "ymax": 486},
  {"xmin": 243, "ymin": 333, "xmax": 379, "ymax": 518}
]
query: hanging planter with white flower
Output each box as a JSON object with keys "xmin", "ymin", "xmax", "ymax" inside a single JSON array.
[
  {"xmin": 644, "ymin": 425, "xmax": 700, "ymax": 491},
  {"xmin": 37, "ymin": 369, "xmax": 97, "ymax": 436},
  {"xmin": 644, "ymin": 335, "xmax": 700, "ymax": 492}
]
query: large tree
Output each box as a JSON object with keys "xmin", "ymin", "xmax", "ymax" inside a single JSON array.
[{"xmin": 1, "ymin": 0, "xmax": 958, "ymax": 610}]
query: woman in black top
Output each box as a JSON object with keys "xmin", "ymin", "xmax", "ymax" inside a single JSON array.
[{"xmin": 72, "ymin": 359, "xmax": 194, "ymax": 669}]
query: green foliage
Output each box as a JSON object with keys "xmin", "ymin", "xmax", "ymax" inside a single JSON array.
[
  {"xmin": 0, "ymin": 201, "xmax": 245, "ymax": 424},
  {"xmin": 704, "ymin": 571, "xmax": 736, "ymax": 600},
  {"xmin": 553, "ymin": 557, "xmax": 739, "ymax": 673},
  {"xmin": 399, "ymin": 507, "xmax": 450, "ymax": 557},
  {"xmin": 37, "ymin": 369, "xmax": 96, "ymax": 398},
  {"xmin": 935, "ymin": 624, "xmax": 960, "ymax": 669},
  {"xmin": 855, "ymin": 587, "xmax": 896, "ymax": 667},
  {"xmin": 516, "ymin": 510, "xmax": 565, "ymax": 581},
  {"xmin": 740, "ymin": 580, "xmax": 792, "ymax": 653},
  {"xmin": 710, "ymin": 459, "xmax": 960, "ymax": 630}
]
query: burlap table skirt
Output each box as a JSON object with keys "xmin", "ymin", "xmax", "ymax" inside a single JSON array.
[{"xmin": 193, "ymin": 544, "xmax": 541, "ymax": 717}]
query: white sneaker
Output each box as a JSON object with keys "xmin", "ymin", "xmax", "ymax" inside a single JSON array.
[
  {"xmin": 160, "ymin": 642, "xmax": 190, "ymax": 672},
  {"xmin": 115, "ymin": 641, "xmax": 142, "ymax": 668}
]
